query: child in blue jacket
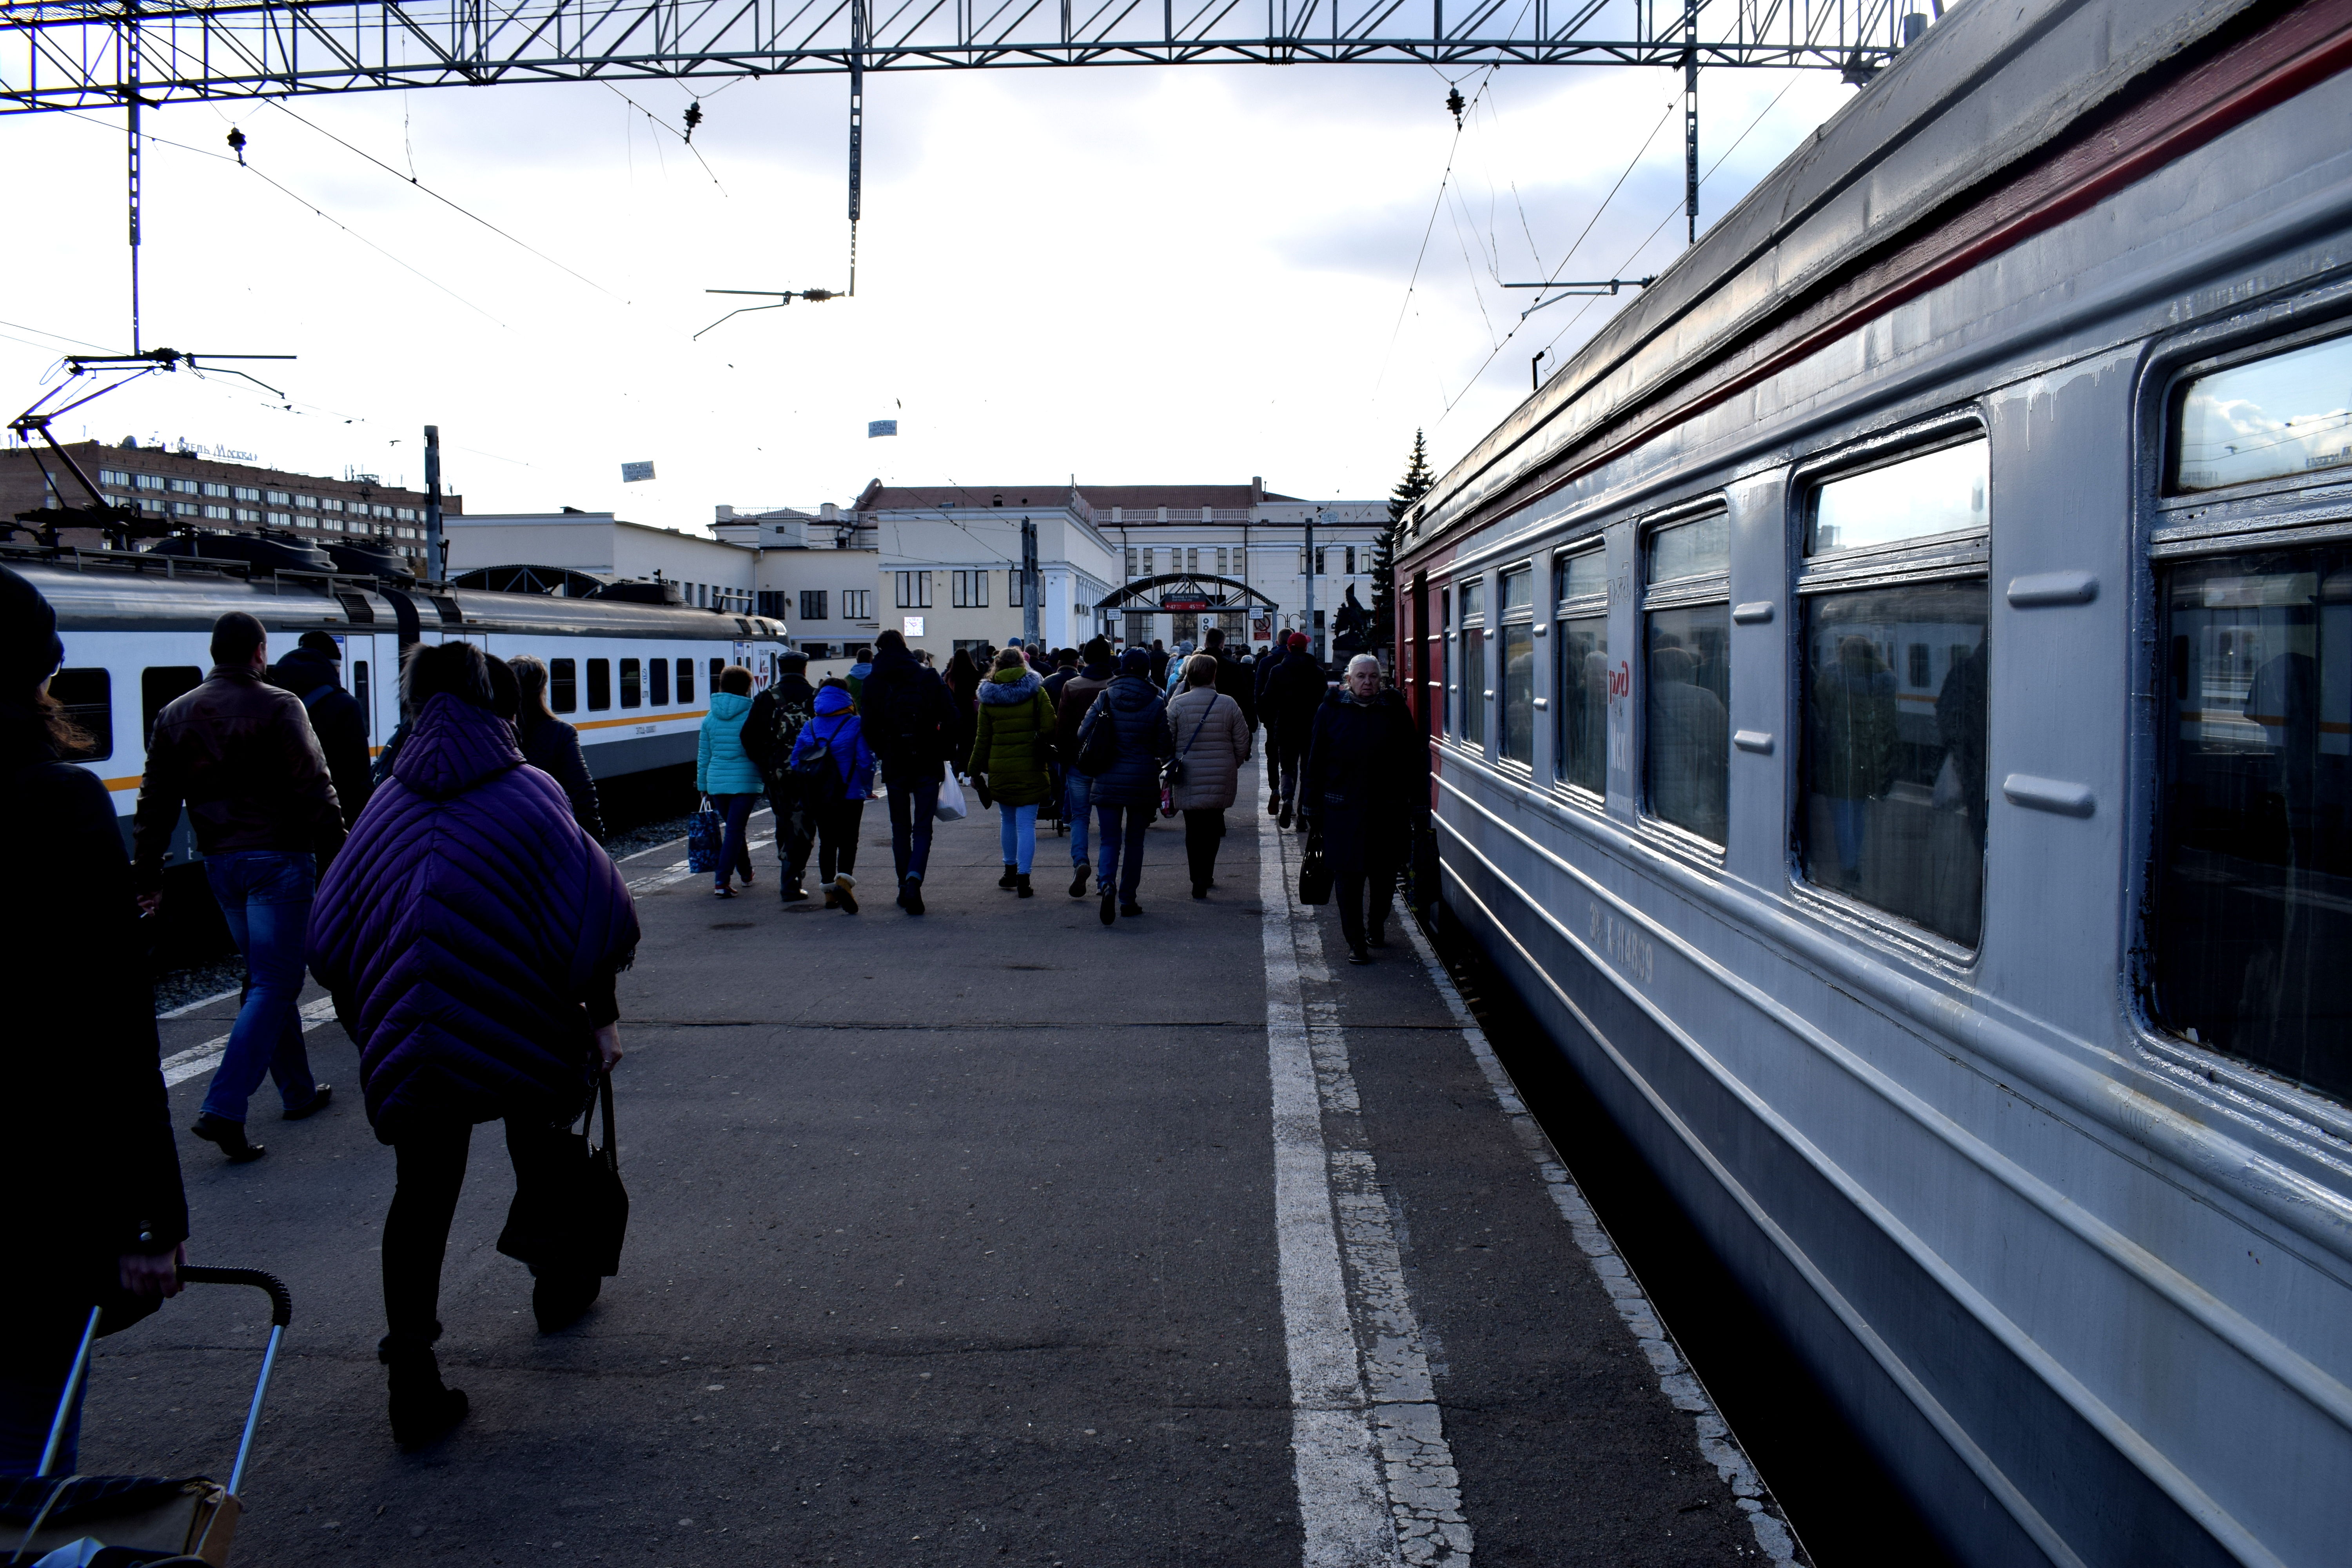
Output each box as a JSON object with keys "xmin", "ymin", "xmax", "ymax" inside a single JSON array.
[{"xmin": 787, "ymin": 681, "xmax": 877, "ymax": 912}]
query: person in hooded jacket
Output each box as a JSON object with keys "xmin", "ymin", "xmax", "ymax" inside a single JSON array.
[
  {"xmin": 967, "ymin": 647, "xmax": 1059, "ymax": 897},
  {"xmin": 271, "ymin": 630, "xmax": 374, "ymax": 827},
  {"xmin": 308, "ymin": 640, "xmax": 639, "ymax": 1448},
  {"xmin": 1266, "ymin": 632, "xmax": 1330, "ymax": 829},
  {"xmin": 857, "ymin": 629, "xmax": 959, "ymax": 915},
  {"xmin": 1053, "ymin": 638, "xmax": 1116, "ymax": 897},
  {"xmin": 508, "ymin": 654, "xmax": 606, "ymax": 843},
  {"xmin": 1301, "ymin": 655, "xmax": 1429, "ymax": 964},
  {"xmin": 0, "ymin": 566, "xmax": 188, "ymax": 1477},
  {"xmin": 942, "ymin": 646, "xmax": 983, "ymax": 766},
  {"xmin": 697, "ymin": 665, "xmax": 764, "ymax": 898},
  {"xmin": 1203, "ymin": 627, "xmax": 1257, "ymax": 734},
  {"xmin": 1074, "ymin": 647, "xmax": 1171, "ymax": 924},
  {"xmin": 1165, "ymin": 653, "xmax": 1252, "ymax": 898},
  {"xmin": 788, "ymin": 680, "xmax": 878, "ymax": 913},
  {"xmin": 844, "ymin": 646, "xmax": 875, "ymax": 707},
  {"xmin": 741, "ymin": 650, "xmax": 818, "ymax": 900}
]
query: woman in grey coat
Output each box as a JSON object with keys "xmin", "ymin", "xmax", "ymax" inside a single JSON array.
[{"xmin": 1164, "ymin": 654, "xmax": 1253, "ymax": 898}]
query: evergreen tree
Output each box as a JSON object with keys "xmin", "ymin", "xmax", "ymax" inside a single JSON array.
[{"xmin": 1372, "ymin": 430, "xmax": 1433, "ymax": 656}]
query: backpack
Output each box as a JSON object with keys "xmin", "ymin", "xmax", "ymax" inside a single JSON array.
[
  {"xmin": 1074, "ymin": 693, "xmax": 1120, "ymax": 777},
  {"xmin": 769, "ymin": 693, "xmax": 813, "ymax": 763},
  {"xmin": 791, "ymin": 722, "xmax": 848, "ymax": 807}
]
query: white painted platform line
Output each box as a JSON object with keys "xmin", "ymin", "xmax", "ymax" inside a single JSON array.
[
  {"xmin": 1398, "ymin": 914, "xmax": 1802, "ymax": 1565},
  {"xmin": 158, "ymin": 985, "xmax": 244, "ymax": 1020},
  {"xmin": 1257, "ymin": 769, "xmax": 1470, "ymax": 1567},
  {"xmin": 161, "ymin": 995, "xmax": 342, "ymax": 1089}
]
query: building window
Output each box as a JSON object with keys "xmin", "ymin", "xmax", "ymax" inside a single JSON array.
[
  {"xmin": 676, "ymin": 655, "xmax": 696, "ymax": 705},
  {"xmin": 99, "ymin": 468, "xmax": 130, "ymax": 487},
  {"xmin": 550, "ymin": 658, "xmax": 577, "ymax": 713},
  {"xmin": 650, "ymin": 658, "xmax": 670, "ymax": 705},
  {"xmin": 1642, "ymin": 511, "xmax": 1731, "ymax": 846},
  {"xmin": 324, "ymin": 498, "xmax": 345, "ymax": 513},
  {"xmin": 198, "ymin": 482, "xmax": 227, "ymax": 497},
  {"xmin": 1186, "ymin": 547, "xmax": 1200, "ymax": 573},
  {"xmin": 1555, "ymin": 547, "xmax": 1609, "ymax": 795},
  {"xmin": 396, "ymin": 508, "xmax": 416, "ymax": 521},
  {"xmin": 296, "ymin": 495, "xmax": 319, "ymax": 510},
  {"xmin": 619, "ymin": 658, "xmax": 641, "ymax": 708},
  {"xmin": 800, "ymin": 590, "xmax": 829, "ymax": 621},
  {"xmin": 134, "ymin": 473, "xmax": 165, "ymax": 491},
  {"xmin": 586, "ymin": 658, "xmax": 611, "ymax": 711},
  {"xmin": 1497, "ymin": 566, "xmax": 1536, "ymax": 767},
  {"xmin": 895, "ymin": 570, "xmax": 933, "ymax": 609},
  {"xmin": 234, "ymin": 486, "xmax": 260, "ymax": 502},
  {"xmin": 952, "ymin": 570, "xmax": 988, "ymax": 608},
  {"xmin": 235, "ymin": 508, "xmax": 261, "ymax": 523},
  {"xmin": 1345, "ymin": 546, "xmax": 1358, "ymax": 575},
  {"xmin": 1009, "ymin": 570, "xmax": 1024, "ymax": 608},
  {"xmin": 169, "ymin": 501, "xmax": 199, "ymax": 517},
  {"xmin": 267, "ymin": 490, "xmax": 291, "ymax": 505},
  {"xmin": 842, "ymin": 589, "xmax": 872, "ymax": 621},
  {"xmin": 47, "ymin": 668, "xmax": 111, "ymax": 761},
  {"xmin": 1455, "ymin": 578, "xmax": 1486, "ymax": 748},
  {"xmin": 1797, "ymin": 437, "xmax": 1988, "ymax": 944},
  {"xmin": 166, "ymin": 478, "xmax": 196, "ymax": 495},
  {"xmin": 270, "ymin": 512, "xmax": 297, "ymax": 528},
  {"xmin": 1125, "ymin": 547, "xmax": 1138, "ymax": 579}
]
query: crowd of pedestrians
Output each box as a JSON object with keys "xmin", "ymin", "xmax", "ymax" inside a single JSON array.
[{"xmin": 3, "ymin": 555, "xmax": 1430, "ymax": 1469}]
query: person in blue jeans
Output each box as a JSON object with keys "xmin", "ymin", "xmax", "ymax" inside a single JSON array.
[
  {"xmin": 1052, "ymin": 639, "xmax": 1115, "ymax": 897},
  {"xmin": 1076, "ymin": 647, "xmax": 1171, "ymax": 923},
  {"xmin": 135, "ymin": 610, "xmax": 346, "ymax": 1163},
  {"xmin": 854, "ymin": 629, "xmax": 958, "ymax": 915}
]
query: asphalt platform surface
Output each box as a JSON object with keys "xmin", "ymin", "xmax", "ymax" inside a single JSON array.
[{"xmin": 108, "ymin": 764, "xmax": 1800, "ymax": 1566}]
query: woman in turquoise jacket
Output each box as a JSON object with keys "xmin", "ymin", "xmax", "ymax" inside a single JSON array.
[{"xmin": 698, "ymin": 666, "xmax": 765, "ymax": 897}]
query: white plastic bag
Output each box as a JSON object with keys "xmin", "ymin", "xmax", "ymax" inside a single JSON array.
[{"xmin": 935, "ymin": 773, "xmax": 970, "ymax": 822}]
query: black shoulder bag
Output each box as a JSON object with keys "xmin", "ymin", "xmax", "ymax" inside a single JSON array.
[{"xmin": 497, "ymin": 1069, "xmax": 629, "ymax": 1279}]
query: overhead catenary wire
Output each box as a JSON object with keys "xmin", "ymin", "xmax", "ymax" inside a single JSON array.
[
  {"xmin": 603, "ymin": 82, "xmax": 729, "ymax": 194},
  {"xmin": 1370, "ymin": 65, "xmax": 1500, "ymax": 405}
]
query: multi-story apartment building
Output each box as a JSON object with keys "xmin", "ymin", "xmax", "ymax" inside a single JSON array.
[{"xmin": 0, "ymin": 439, "xmax": 459, "ymax": 565}]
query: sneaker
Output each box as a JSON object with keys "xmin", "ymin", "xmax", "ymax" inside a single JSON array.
[
  {"xmin": 1100, "ymin": 888, "xmax": 1117, "ymax": 926},
  {"xmin": 835, "ymin": 874, "xmax": 859, "ymax": 915},
  {"xmin": 1277, "ymin": 806, "xmax": 1292, "ymax": 829},
  {"xmin": 901, "ymin": 877, "xmax": 926, "ymax": 916},
  {"xmin": 191, "ymin": 1112, "xmax": 265, "ymax": 1163},
  {"xmin": 282, "ymin": 1083, "xmax": 333, "ymax": 1121},
  {"xmin": 1069, "ymin": 862, "xmax": 1091, "ymax": 898},
  {"xmin": 1120, "ymin": 901, "xmax": 1143, "ymax": 918},
  {"xmin": 1348, "ymin": 946, "xmax": 1374, "ymax": 965},
  {"xmin": 1191, "ymin": 884, "xmax": 1207, "ymax": 900},
  {"xmin": 782, "ymin": 882, "xmax": 808, "ymax": 904}
]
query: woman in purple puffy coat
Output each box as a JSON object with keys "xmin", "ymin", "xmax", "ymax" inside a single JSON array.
[{"xmin": 309, "ymin": 641, "xmax": 639, "ymax": 1449}]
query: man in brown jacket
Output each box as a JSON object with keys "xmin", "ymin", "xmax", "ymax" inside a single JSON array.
[
  {"xmin": 1052, "ymin": 636, "xmax": 1116, "ymax": 898},
  {"xmin": 134, "ymin": 610, "xmax": 345, "ymax": 1161}
]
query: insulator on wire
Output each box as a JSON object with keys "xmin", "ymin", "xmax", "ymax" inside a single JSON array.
[
  {"xmin": 684, "ymin": 102, "xmax": 704, "ymax": 143},
  {"xmin": 226, "ymin": 126, "xmax": 247, "ymax": 165},
  {"xmin": 1445, "ymin": 87, "xmax": 1465, "ymax": 127}
]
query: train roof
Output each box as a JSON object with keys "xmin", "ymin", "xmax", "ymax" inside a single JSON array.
[
  {"xmin": 7, "ymin": 544, "xmax": 787, "ymax": 640},
  {"xmin": 1410, "ymin": 0, "xmax": 2263, "ymax": 545}
]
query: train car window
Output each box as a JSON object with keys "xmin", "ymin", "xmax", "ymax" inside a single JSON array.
[
  {"xmin": 1556, "ymin": 548, "xmax": 1609, "ymax": 795},
  {"xmin": 352, "ymin": 661, "xmax": 371, "ymax": 741},
  {"xmin": 710, "ymin": 657, "xmax": 724, "ymax": 694},
  {"xmin": 550, "ymin": 658, "xmax": 577, "ymax": 713},
  {"xmin": 1498, "ymin": 567, "xmax": 1535, "ymax": 767},
  {"xmin": 1797, "ymin": 438, "xmax": 1990, "ymax": 947},
  {"xmin": 2151, "ymin": 547, "xmax": 2352, "ymax": 1101},
  {"xmin": 650, "ymin": 658, "xmax": 670, "ymax": 706},
  {"xmin": 142, "ymin": 666, "xmax": 203, "ymax": 748},
  {"xmin": 2173, "ymin": 332, "xmax": 2352, "ymax": 492},
  {"xmin": 49, "ymin": 668, "xmax": 112, "ymax": 761},
  {"xmin": 1642, "ymin": 516, "xmax": 1731, "ymax": 844},
  {"xmin": 1458, "ymin": 579, "xmax": 1487, "ymax": 750},
  {"xmin": 677, "ymin": 656, "xmax": 696, "ymax": 705},
  {"xmin": 619, "ymin": 659, "xmax": 642, "ymax": 709},
  {"xmin": 587, "ymin": 658, "xmax": 612, "ymax": 711}
]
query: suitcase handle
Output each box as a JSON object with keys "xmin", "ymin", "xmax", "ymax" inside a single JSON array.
[{"xmin": 179, "ymin": 1266, "xmax": 294, "ymax": 1329}]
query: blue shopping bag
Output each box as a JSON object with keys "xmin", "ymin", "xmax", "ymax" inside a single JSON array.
[{"xmin": 686, "ymin": 797, "xmax": 722, "ymax": 874}]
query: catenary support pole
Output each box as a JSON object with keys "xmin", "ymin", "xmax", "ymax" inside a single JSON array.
[
  {"xmin": 424, "ymin": 423, "xmax": 444, "ymax": 583},
  {"xmin": 125, "ymin": 9, "xmax": 142, "ymax": 353},
  {"xmin": 1683, "ymin": 0, "xmax": 1700, "ymax": 244},
  {"xmin": 847, "ymin": 0, "xmax": 865, "ymax": 296},
  {"xmin": 1304, "ymin": 509, "xmax": 1318, "ymax": 661},
  {"xmin": 1020, "ymin": 515, "xmax": 1041, "ymax": 649}
]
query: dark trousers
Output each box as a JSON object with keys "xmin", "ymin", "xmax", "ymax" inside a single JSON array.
[
  {"xmin": 1183, "ymin": 808, "xmax": 1226, "ymax": 889},
  {"xmin": 1274, "ymin": 729, "xmax": 1307, "ymax": 811},
  {"xmin": 1327, "ymin": 808, "xmax": 1401, "ymax": 951},
  {"xmin": 1094, "ymin": 802, "xmax": 1152, "ymax": 902},
  {"xmin": 818, "ymin": 800, "xmax": 864, "ymax": 883},
  {"xmin": 764, "ymin": 775, "xmax": 815, "ymax": 886},
  {"xmin": 711, "ymin": 792, "xmax": 758, "ymax": 885},
  {"xmin": 0, "ymin": 1309, "xmax": 86, "ymax": 1477},
  {"xmin": 886, "ymin": 774, "xmax": 940, "ymax": 884},
  {"xmin": 383, "ymin": 1116, "xmax": 582, "ymax": 1349}
]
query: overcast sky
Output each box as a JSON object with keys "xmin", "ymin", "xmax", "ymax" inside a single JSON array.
[{"xmin": 2, "ymin": 60, "xmax": 1852, "ymax": 533}]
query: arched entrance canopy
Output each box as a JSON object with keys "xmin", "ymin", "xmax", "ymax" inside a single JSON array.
[{"xmin": 1094, "ymin": 574, "xmax": 1278, "ymax": 612}]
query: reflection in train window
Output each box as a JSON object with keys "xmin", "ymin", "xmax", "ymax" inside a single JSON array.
[
  {"xmin": 49, "ymin": 668, "xmax": 112, "ymax": 761},
  {"xmin": 1498, "ymin": 567, "xmax": 1535, "ymax": 766},
  {"xmin": 1810, "ymin": 440, "xmax": 1988, "ymax": 554},
  {"xmin": 2174, "ymin": 332, "xmax": 2352, "ymax": 492},
  {"xmin": 1458, "ymin": 579, "xmax": 1487, "ymax": 750},
  {"xmin": 709, "ymin": 657, "xmax": 724, "ymax": 695},
  {"xmin": 2153, "ymin": 548, "xmax": 2352, "ymax": 1102},
  {"xmin": 619, "ymin": 658, "xmax": 642, "ymax": 709},
  {"xmin": 1798, "ymin": 581, "xmax": 1988, "ymax": 946},
  {"xmin": 353, "ymin": 661, "xmax": 371, "ymax": 741},
  {"xmin": 1643, "ymin": 516, "xmax": 1730, "ymax": 844},
  {"xmin": 587, "ymin": 658, "xmax": 612, "ymax": 711},
  {"xmin": 550, "ymin": 658, "xmax": 577, "ymax": 714},
  {"xmin": 650, "ymin": 658, "xmax": 670, "ymax": 706},
  {"xmin": 1556, "ymin": 547, "xmax": 1609, "ymax": 796},
  {"xmin": 142, "ymin": 666, "xmax": 202, "ymax": 747},
  {"xmin": 676, "ymin": 656, "xmax": 695, "ymax": 705}
]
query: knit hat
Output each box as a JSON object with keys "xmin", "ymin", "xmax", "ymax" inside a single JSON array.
[
  {"xmin": 1288, "ymin": 632, "xmax": 1309, "ymax": 650},
  {"xmin": 0, "ymin": 564, "xmax": 63, "ymax": 693},
  {"xmin": 297, "ymin": 630, "xmax": 342, "ymax": 660},
  {"xmin": 1118, "ymin": 647, "xmax": 1152, "ymax": 676}
]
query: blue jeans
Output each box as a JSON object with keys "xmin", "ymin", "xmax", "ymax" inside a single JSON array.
[
  {"xmin": 711, "ymin": 792, "xmax": 759, "ymax": 886},
  {"xmin": 1094, "ymin": 802, "xmax": 1152, "ymax": 902},
  {"xmin": 998, "ymin": 802, "xmax": 1040, "ymax": 872},
  {"xmin": 1066, "ymin": 771, "xmax": 1098, "ymax": 866},
  {"xmin": 1830, "ymin": 796, "xmax": 1868, "ymax": 877},
  {"xmin": 201, "ymin": 850, "xmax": 319, "ymax": 1124},
  {"xmin": 887, "ymin": 773, "xmax": 940, "ymax": 884}
]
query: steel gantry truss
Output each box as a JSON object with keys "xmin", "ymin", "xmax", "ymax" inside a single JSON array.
[{"xmin": 0, "ymin": 0, "xmax": 1906, "ymax": 111}]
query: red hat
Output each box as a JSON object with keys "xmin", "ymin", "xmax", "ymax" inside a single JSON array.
[{"xmin": 1288, "ymin": 632, "xmax": 1309, "ymax": 650}]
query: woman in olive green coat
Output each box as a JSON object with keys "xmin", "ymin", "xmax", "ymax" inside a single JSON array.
[{"xmin": 968, "ymin": 648, "xmax": 1061, "ymax": 896}]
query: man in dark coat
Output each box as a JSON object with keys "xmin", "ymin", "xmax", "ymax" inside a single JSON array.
[
  {"xmin": 1301, "ymin": 654, "xmax": 1429, "ymax": 963},
  {"xmin": 271, "ymin": 629, "xmax": 374, "ymax": 827},
  {"xmin": 0, "ymin": 565, "xmax": 187, "ymax": 1477},
  {"xmin": 134, "ymin": 610, "xmax": 344, "ymax": 1161},
  {"xmin": 1074, "ymin": 647, "xmax": 1171, "ymax": 922},
  {"xmin": 855, "ymin": 628, "xmax": 960, "ymax": 913},
  {"xmin": 1204, "ymin": 627, "xmax": 1257, "ymax": 733},
  {"xmin": 308, "ymin": 641, "xmax": 639, "ymax": 1446},
  {"xmin": 1265, "ymin": 631, "xmax": 1331, "ymax": 829},
  {"xmin": 742, "ymin": 650, "xmax": 820, "ymax": 900},
  {"xmin": 1054, "ymin": 638, "xmax": 1116, "ymax": 897}
]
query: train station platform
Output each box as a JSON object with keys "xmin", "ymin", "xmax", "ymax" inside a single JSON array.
[{"xmin": 114, "ymin": 765, "xmax": 1802, "ymax": 1566}]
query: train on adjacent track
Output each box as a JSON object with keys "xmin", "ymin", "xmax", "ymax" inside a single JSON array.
[
  {"xmin": 1398, "ymin": 2, "xmax": 2352, "ymax": 1564},
  {"xmin": 9, "ymin": 540, "xmax": 788, "ymax": 861}
]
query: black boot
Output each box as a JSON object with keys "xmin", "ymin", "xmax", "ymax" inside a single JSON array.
[
  {"xmin": 1100, "ymin": 887, "xmax": 1118, "ymax": 926},
  {"xmin": 533, "ymin": 1272, "xmax": 602, "ymax": 1334},
  {"xmin": 191, "ymin": 1112, "xmax": 266, "ymax": 1163},
  {"xmin": 900, "ymin": 877, "xmax": 926, "ymax": 916},
  {"xmin": 1015, "ymin": 873, "xmax": 1034, "ymax": 899},
  {"xmin": 381, "ymin": 1336, "xmax": 468, "ymax": 1449},
  {"xmin": 1069, "ymin": 862, "xmax": 1091, "ymax": 898},
  {"xmin": 998, "ymin": 863, "xmax": 1019, "ymax": 889}
]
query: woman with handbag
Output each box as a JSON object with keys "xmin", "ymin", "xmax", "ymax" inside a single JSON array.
[
  {"xmin": 697, "ymin": 665, "xmax": 765, "ymax": 898},
  {"xmin": 1164, "ymin": 653, "xmax": 1253, "ymax": 899},
  {"xmin": 967, "ymin": 647, "xmax": 1059, "ymax": 898},
  {"xmin": 309, "ymin": 641, "xmax": 640, "ymax": 1448},
  {"xmin": 1300, "ymin": 654, "xmax": 1428, "ymax": 965}
]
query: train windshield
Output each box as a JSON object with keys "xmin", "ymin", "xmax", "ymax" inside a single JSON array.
[{"xmin": 2153, "ymin": 548, "xmax": 2352, "ymax": 1101}]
